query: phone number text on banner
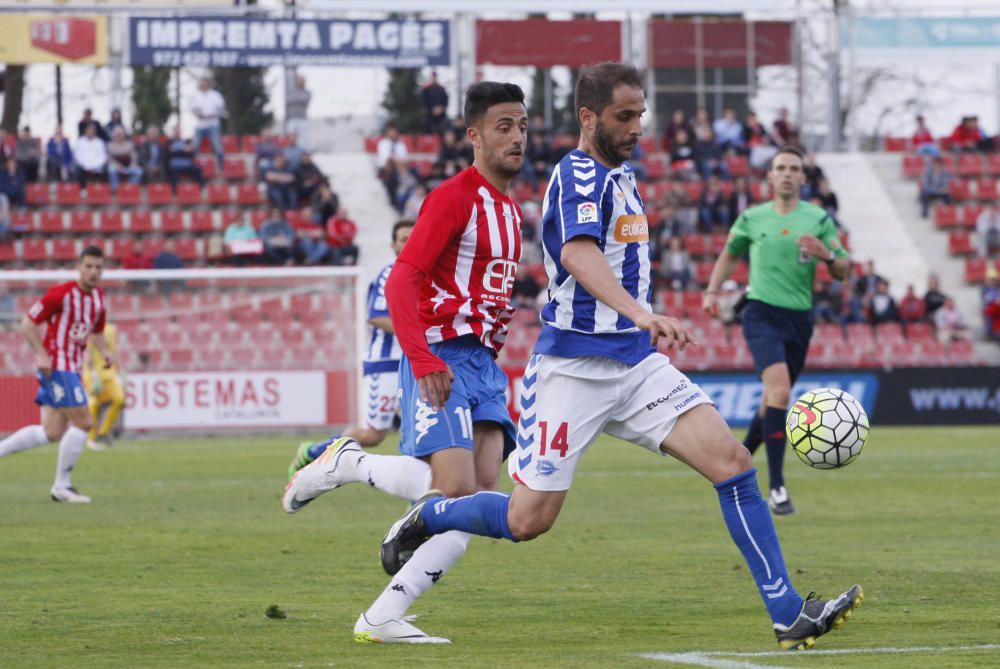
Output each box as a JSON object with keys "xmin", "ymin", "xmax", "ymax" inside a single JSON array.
[{"xmin": 129, "ymin": 17, "xmax": 450, "ymax": 67}]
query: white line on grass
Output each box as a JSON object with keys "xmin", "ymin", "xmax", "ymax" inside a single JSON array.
[{"xmin": 639, "ymin": 644, "xmax": 1000, "ymax": 668}]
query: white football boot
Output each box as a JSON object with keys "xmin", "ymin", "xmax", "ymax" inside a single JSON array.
[
  {"xmin": 50, "ymin": 486, "xmax": 92, "ymax": 503},
  {"xmin": 353, "ymin": 614, "xmax": 450, "ymax": 644},
  {"xmin": 282, "ymin": 437, "xmax": 362, "ymax": 513}
]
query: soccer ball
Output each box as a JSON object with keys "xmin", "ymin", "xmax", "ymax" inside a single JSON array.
[{"xmin": 786, "ymin": 387, "xmax": 869, "ymax": 469}]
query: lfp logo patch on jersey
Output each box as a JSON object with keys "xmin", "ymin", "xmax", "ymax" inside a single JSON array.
[{"xmin": 577, "ymin": 202, "xmax": 598, "ymax": 224}]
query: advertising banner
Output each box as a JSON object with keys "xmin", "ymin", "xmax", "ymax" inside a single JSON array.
[
  {"xmin": 0, "ymin": 14, "xmax": 108, "ymax": 65},
  {"xmin": 128, "ymin": 16, "xmax": 450, "ymax": 67},
  {"xmin": 875, "ymin": 367, "xmax": 1000, "ymax": 425},
  {"xmin": 123, "ymin": 371, "xmax": 327, "ymax": 429}
]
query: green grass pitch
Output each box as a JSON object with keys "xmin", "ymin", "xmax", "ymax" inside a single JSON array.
[{"xmin": 1, "ymin": 427, "xmax": 999, "ymax": 668}]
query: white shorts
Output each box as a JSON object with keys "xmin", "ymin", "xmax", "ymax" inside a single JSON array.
[
  {"xmin": 363, "ymin": 371, "xmax": 400, "ymax": 432},
  {"xmin": 509, "ymin": 353, "xmax": 713, "ymax": 492}
]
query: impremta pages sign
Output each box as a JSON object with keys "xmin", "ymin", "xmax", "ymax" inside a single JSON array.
[{"xmin": 128, "ymin": 16, "xmax": 450, "ymax": 67}]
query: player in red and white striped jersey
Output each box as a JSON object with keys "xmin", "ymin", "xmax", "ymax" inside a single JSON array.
[
  {"xmin": 282, "ymin": 82, "xmax": 528, "ymax": 644},
  {"xmin": 0, "ymin": 246, "xmax": 113, "ymax": 503}
]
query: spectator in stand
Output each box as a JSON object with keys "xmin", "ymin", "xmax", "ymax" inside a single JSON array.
[
  {"xmin": 106, "ymin": 127, "xmax": 143, "ymax": 194},
  {"xmin": 46, "ymin": 127, "xmax": 73, "ymax": 182},
  {"xmin": 0, "ymin": 128, "xmax": 12, "ymax": 163},
  {"xmin": 982, "ymin": 268, "xmax": 1000, "ymax": 337},
  {"xmin": 839, "ymin": 280, "xmax": 863, "ymax": 324},
  {"xmin": 985, "ymin": 293, "xmax": 1000, "ymax": 342},
  {"xmin": 436, "ymin": 128, "xmax": 465, "ymax": 178},
  {"xmin": 15, "ymin": 127, "xmax": 40, "ymax": 182},
  {"xmin": 401, "ymin": 182, "xmax": 427, "ymax": 221},
  {"xmin": 376, "ymin": 122, "xmax": 409, "ymax": 171},
  {"xmin": 72, "ymin": 123, "xmax": 108, "ymax": 189},
  {"xmin": 0, "ymin": 157, "xmax": 26, "ymax": 208},
  {"xmin": 744, "ymin": 111, "xmax": 777, "ymax": 170},
  {"xmin": 912, "ymin": 115, "xmax": 938, "ymax": 157},
  {"xmin": 420, "ymin": 70, "xmax": 449, "ymax": 135},
  {"xmin": 801, "ymin": 152, "xmax": 825, "ymax": 197},
  {"xmin": 728, "ymin": 175, "xmax": 755, "ymax": 217},
  {"xmin": 919, "ymin": 157, "xmax": 951, "ymax": 218},
  {"xmin": 693, "ymin": 108, "xmax": 712, "ymax": 138},
  {"xmin": 283, "ymin": 132, "xmax": 305, "ymax": 170},
  {"xmin": 310, "ymin": 181, "xmax": 340, "ymax": 224},
  {"xmin": 77, "ymin": 108, "xmax": 108, "ymax": 142},
  {"xmin": 812, "ymin": 278, "xmax": 839, "ymax": 324},
  {"xmin": 326, "ymin": 209, "xmax": 360, "ymax": 265},
  {"xmin": 976, "ymin": 202, "xmax": 1000, "ymax": 257},
  {"xmin": 388, "ymin": 160, "xmax": 418, "ymax": 213},
  {"xmin": 713, "ymin": 108, "xmax": 745, "ymax": 154},
  {"xmin": 105, "ymin": 108, "xmax": 127, "ymax": 139},
  {"xmin": 897, "ymin": 284, "xmax": 926, "ymax": 325},
  {"xmin": 294, "ymin": 204, "xmax": 331, "ymax": 266},
  {"xmin": 263, "ymin": 154, "xmax": 297, "ymax": 210},
  {"xmin": 528, "ymin": 112, "xmax": 549, "ymax": 137},
  {"xmin": 165, "ymin": 129, "xmax": 203, "ymax": 191},
  {"xmin": 854, "ymin": 260, "xmax": 883, "ymax": 300},
  {"xmin": 658, "ymin": 236, "xmax": 693, "ymax": 290},
  {"xmin": 950, "ymin": 115, "xmax": 992, "ymax": 153},
  {"xmin": 138, "ymin": 126, "xmax": 167, "ymax": 183},
  {"xmin": 121, "ymin": 239, "xmax": 153, "ymax": 270},
  {"xmin": 519, "ymin": 200, "xmax": 543, "ymax": 265},
  {"xmin": 814, "ymin": 178, "xmax": 839, "ymax": 221},
  {"xmin": 772, "ymin": 107, "xmax": 796, "ymax": 146},
  {"xmin": 511, "ymin": 265, "xmax": 543, "ymax": 309},
  {"xmin": 658, "ymin": 176, "xmax": 698, "ymax": 234},
  {"xmin": 223, "ymin": 213, "xmax": 259, "ymax": 266},
  {"xmin": 0, "ymin": 193, "xmax": 10, "ymax": 243},
  {"xmin": 191, "ymin": 77, "xmax": 226, "ymax": 168},
  {"xmin": 294, "ymin": 152, "xmax": 325, "ymax": 204},
  {"xmin": 934, "ymin": 296, "xmax": 969, "ymax": 341},
  {"xmin": 524, "ymin": 130, "xmax": 554, "ymax": 186},
  {"xmin": 662, "ymin": 109, "xmax": 693, "ymax": 152},
  {"xmin": 868, "ymin": 278, "xmax": 899, "ymax": 324},
  {"xmin": 698, "ymin": 175, "xmax": 732, "ymax": 230},
  {"xmin": 260, "ymin": 207, "xmax": 296, "ymax": 265},
  {"xmin": 153, "ymin": 238, "xmax": 183, "ymax": 269},
  {"xmin": 692, "ymin": 125, "xmax": 727, "ymax": 180},
  {"xmin": 669, "ymin": 127, "xmax": 697, "ymax": 179},
  {"xmin": 924, "ymin": 274, "xmax": 946, "ymax": 318},
  {"xmin": 254, "ymin": 129, "xmax": 281, "ymax": 174},
  {"xmin": 285, "ymin": 75, "xmax": 312, "ymax": 148}
]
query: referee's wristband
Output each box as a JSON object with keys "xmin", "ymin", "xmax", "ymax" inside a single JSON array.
[{"xmin": 823, "ymin": 251, "xmax": 836, "ymax": 265}]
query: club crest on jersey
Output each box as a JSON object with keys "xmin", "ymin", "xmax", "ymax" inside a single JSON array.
[
  {"xmin": 483, "ymin": 258, "xmax": 518, "ymax": 297},
  {"xmin": 68, "ymin": 322, "xmax": 91, "ymax": 341},
  {"xmin": 577, "ymin": 202, "xmax": 598, "ymax": 224},
  {"xmin": 614, "ymin": 214, "xmax": 649, "ymax": 243}
]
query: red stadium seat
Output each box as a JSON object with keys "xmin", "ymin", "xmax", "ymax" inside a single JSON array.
[
  {"xmin": 875, "ymin": 322, "xmax": 905, "ymax": 343},
  {"xmin": 176, "ymin": 182, "xmax": 203, "ymax": 206},
  {"xmin": 229, "ymin": 348, "xmax": 257, "ymax": 367},
  {"xmin": 731, "ymin": 262, "xmax": 749, "ymax": 284},
  {"xmin": 38, "ymin": 210, "xmax": 65, "ymax": 233},
  {"xmin": 964, "ymin": 257, "xmax": 987, "ymax": 283},
  {"xmin": 97, "ymin": 211, "xmax": 125, "ymax": 234},
  {"xmin": 206, "ymin": 183, "xmax": 232, "ymax": 206},
  {"xmin": 933, "ymin": 204, "xmax": 958, "ymax": 229},
  {"xmin": 363, "ymin": 136, "xmax": 379, "ymax": 153},
  {"xmin": 888, "ymin": 340, "xmax": 916, "ymax": 363},
  {"xmin": 221, "ymin": 209, "xmax": 242, "ymax": 228},
  {"xmin": 195, "ymin": 156, "xmax": 217, "ymax": 180},
  {"xmin": 901, "ymin": 154, "xmax": 924, "ymax": 179},
  {"xmin": 221, "ymin": 134, "xmax": 240, "ymax": 154},
  {"xmin": 957, "ymin": 154, "xmax": 984, "ymax": 177},
  {"xmin": 190, "ymin": 210, "xmax": 216, "ymax": 233},
  {"xmin": 725, "ymin": 154, "xmax": 749, "ymax": 177},
  {"xmin": 235, "ymin": 184, "xmax": 263, "ymax": 205},
  {"xmin": 116, "ymin": 182, "xmax": 142, "ymax": 206},
  {"xmin": 222, "ymin": 158, "xmax": 248, "ymax": 180},
  {"xmin": 241, "ymin": 135, "xmax": 260, "ymax": 154},
  {"xmin": 174, "ymin": 237, "xmax": 200, "ymax": 260},
  {"xmin": 22, "ymin": 238, "xmax": 48, "ymax": 262},
  {"xmin": 69, "ymin": 211, "xmax": 95, "ymax": 233},
  {"xmin": 946, "ymin": 339, "xmax": 975, "ymax": 363},
  {"xmin": 147, "ymin": 183, "xmax": 174, "ymax": 206},
  {"xmin": 948, "ymin": 180, "xmax": 971, "ymax": 201},
  {"xmin": 86, "ymin": 182, "xmax": 112, "ymax": 205},
  {"xmin": 108, "ymin": 238, "xmax": 132, "ymax": 261},
  {"xmin": 642, "ymin": 158, "xmax": 666, "ymax": 180},
  {"xmin": 56, "ymin": 183, "xmax": 82, "ymax": 206},
  {"xmin": 167, "ymin": 350, "xmax": 194, "ymax": 368},
  {"xmin": 905, "ymin": 321, "xmax": 933, "ymax": 340},
  {"xmin": 683, "ymin": 182, "xmax": 704, "ymax": 201},
  {"xmin": 682, "ymin": 234, "xmax": 707, "ymax": 257},
  {"xmin": 159, "ymin": 210, "xmax": 186, "ymax": 233},
  {"xmin": 51, "ymin": 237, "xmax": 78, "ymax": 260},
  {"xmin": 918, "ymin": 339, "xmax": 945, "ymax": 361},
  {"xmin": 989, "ymin": 154, "xmax": 1000, "ymax": 177},
  {"xmin": 948, "ymin": 231, "xmax": 975, "ymax": 256},
  {"xmin": 129, "ymin": 209, "xmax": 154, "ymax": 234},
  {"xmin": 10, "ymin": 211, "xmax": 32, "ymax": 233},
  {"xmin": 250, "ymin": 210, "xmax": 268, "ymax": 228},
  {"xmin": 961, "ymin": 204, "xmax": 983, "ymax": 229},
  {"xmin": 749, "ymin": 181, "xmax": 767, "ymax": 201},
  {"xmin": 416, "ymin": 134, "xmax": 441, "ymax": 154},
  {"xmin": 25, "ymin": 182, "xmax": 50, "ymax": 206},
  {"xmin": 883, "ymin": 137, "xmax": 908, "ymax": 152},
  {"xmin": 977, "ymin": 178, "xmax": 998, "ymax": 200},
  {"xmin": 0, "ymin": 242, "xmax": 17, "ymax": 263}
]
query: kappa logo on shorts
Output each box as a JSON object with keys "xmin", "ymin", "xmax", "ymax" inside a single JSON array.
[
  {"xmin": 51, "ymin": 382, "xmax": 66, "ymax": 402},
  {"xmin": 536, "ymin": 459, "xmax": 558, "ymax": 477},
  {"xmin": 414, "ymin": 398, "xmax": 438, "ymax": 445}
]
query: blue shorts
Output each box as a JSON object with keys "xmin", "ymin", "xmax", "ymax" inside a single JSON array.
[
  {"xmin": 398, "ymin": 335, "xmax": 516, "ymax": 460},
  {"xmin": 741, "ymin": 300, "xmax": 814, "ymax": 382},
  {"xmin": 35, "ymin": 370, "xmax": 89, "ymax": 408}
]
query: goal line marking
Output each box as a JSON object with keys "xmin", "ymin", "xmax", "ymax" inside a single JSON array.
[{"xmin": 639, "ymin": 643, "xmax": 1000, "ymax": 668}]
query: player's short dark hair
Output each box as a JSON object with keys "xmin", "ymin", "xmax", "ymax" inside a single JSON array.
[
  {"xmin": 79, "ymin": 245, "xmax": 104, "ymax": 261},
  {"xmin": 463, "ymin": 81, "xmax": 525, "ymax": 128},
  {"xmin": 392, "ymin": 219, "xmax": 415, "ymax": 242},
  {"xmin": 768, "ymin": 145, "xmax": 805, "ymax": 170},
  {"xmin": 575, "ymin": 62, "xmax": 644, "ymax": 118}
]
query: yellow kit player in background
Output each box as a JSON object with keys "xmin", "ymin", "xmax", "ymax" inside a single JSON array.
[{"xmin": 82, "ymin": 322, "xmax": 124, "ymax": 450}]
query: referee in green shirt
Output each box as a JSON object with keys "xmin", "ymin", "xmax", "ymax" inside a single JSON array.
[{"xmin": 703, "ymin": 146, "xmax": 851, "ymax": 515}]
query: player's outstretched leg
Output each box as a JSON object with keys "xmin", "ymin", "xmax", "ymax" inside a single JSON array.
[
  {"xmin": 282, "ymin": 437, "xmax": 431, "ymax": 513},
  {"xmin": 286, "ymin": 434, "xmax": 338, "ymax": 480},
  {"xmin": 774, "ymin": 585, "xmax": 864, "ymax": 650}
]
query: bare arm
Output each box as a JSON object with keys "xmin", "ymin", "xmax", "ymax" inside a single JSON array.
[
  {"xmin": 562, "ymin": 238, "xmax": 695, "ymax": 349},
  {"xmin": 702, "ymin": 251, "xmax": 741, "ymax": 318},
  {"xmin": 90, "ymin": 332, "xmax": 114, "ymax": 368},
  {"xmin": 19, "ymin": 315, "xmax": 51, "ymax": 374},
  {"xmin": 369, "ymin": 316, "xmax": 395, "ymax": 333}
]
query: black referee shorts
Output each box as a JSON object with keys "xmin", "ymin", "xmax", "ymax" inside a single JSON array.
[{"xmin": 741, "ymin": 299, "xmax": 814, "ymax": 382}]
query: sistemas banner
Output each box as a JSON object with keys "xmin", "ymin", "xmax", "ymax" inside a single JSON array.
[{"xmin": 128, "ymin": 16, "xmax": 450, "ymax": 67}]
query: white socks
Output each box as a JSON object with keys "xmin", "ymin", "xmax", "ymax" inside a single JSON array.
[
  {"xmin": 365, "ymin": 531, "xmax": 472, "ymax": 623},
  {"xmin": 353, "ymin": 452, "xmax": 432, "ymax": 502},
  {"xmin": 0, "ymin": 425, "xmax": 48, "ymax": 457},
  {"xmin": 54, "ymin": 426, "xmax": 87, "ymax": 489}
]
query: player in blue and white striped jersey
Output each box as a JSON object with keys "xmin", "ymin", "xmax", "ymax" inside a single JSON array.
[
  {"xmin": 286, "ymin": 220, "xmax": 415, "ymax": 478},
  {"xmin": 381, "ymin": 63, "xmax": 863, "ymax": 650}
]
